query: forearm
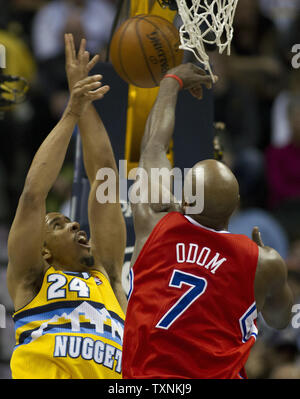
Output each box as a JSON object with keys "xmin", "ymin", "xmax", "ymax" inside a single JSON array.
[
  {"xmin": 24, "ymin": 107, "xmax": 78, "ymax": 198},
  {"xmin": 141, "ymin": 78, "xmax": 180, "ymax": 154},
  {"xmin": 78, "ymin": 104, "xmax": 117, "ymax": 183}
]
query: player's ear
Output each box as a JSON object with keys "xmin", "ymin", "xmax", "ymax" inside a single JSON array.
[{"xmin": 42, "ymin": 243, "xmax": 52, "ymax": 261}]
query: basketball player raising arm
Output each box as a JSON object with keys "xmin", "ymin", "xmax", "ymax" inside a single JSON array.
[
  {"xmin": 130, "ymin": 62, "xmax": 292, "ymax": 329},
  {"xmin": 6, "ymin": 37, "xmax": 127, "ymax": 379},
  {"xmin": 64, "ymin": 34, "xmax": 127, "ymax": 312},
  {"xmin": 123, "ymin": 63, "xmax": 293, "ymax": 379},
  {"xmin": 129, "ymin": 63, "xmax": 214, "ymax": 265},
  {"xmin": 7, "ymin": 74, "xmax": 107, "ymax": 312}
]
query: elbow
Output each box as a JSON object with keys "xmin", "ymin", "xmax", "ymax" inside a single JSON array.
[
  {"xmin": 262, "ymin": 315, "xmax": 291, "ymax": 330},
  {"xmin": 272, "ymin": 317, "xmax": 292, "ymax": 330},
  {"xmin": 262, "ymin": 307, "xmax": 293, "ymax": 330},
  {"xmin": 20, "ymin": 184, "xmax": 46, "ymax": 206},
  {"xmin": 141, "ymin": 142, "xmax": 168, "ymax": 158}
]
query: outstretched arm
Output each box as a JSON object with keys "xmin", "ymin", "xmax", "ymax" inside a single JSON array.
[
  {"xmin": 140, "ymin": 64, "xmax": 213, "ymax": 165},
  {"xmin": 130, "ymin": 63, "xmax": 215, "ymax": 265},
  {"xmin": 7, "ymin": 75, "xmax": 107, "ymax": 310},
  {"xmin": 65, "ymin": 34, "xmax": 127, "ymax": 312}
]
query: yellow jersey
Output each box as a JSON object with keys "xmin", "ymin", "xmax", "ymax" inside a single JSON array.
[{"xmin": 10, "ymin": 266, "xmax": 125, "ymax": 379}]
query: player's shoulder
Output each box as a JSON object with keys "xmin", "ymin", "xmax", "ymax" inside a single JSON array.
[
  {"xmin": 258, "ymin": 245, "xmax": 284, "ymax": 265},
  {"xmin": 257, "ymin": 246, "xmax": 287, "ymax": 288}
]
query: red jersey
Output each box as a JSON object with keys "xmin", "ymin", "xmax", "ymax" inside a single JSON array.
[{"xmin": 122, "ymin": 212, "xmax": 259, "ymax": 379}]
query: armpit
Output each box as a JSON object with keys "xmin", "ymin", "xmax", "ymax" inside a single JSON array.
[
  {"xmin": 150, "ymin": 202, "xmax": 182, "ymax": 213},
  {"xmin": 22, "ymin": 266, "xmax": 46, "ymax": 296}
]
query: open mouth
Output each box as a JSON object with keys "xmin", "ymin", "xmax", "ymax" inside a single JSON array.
[{"xmin": 76, "ymin": 231, "xmax": 91, "ymax": 249}]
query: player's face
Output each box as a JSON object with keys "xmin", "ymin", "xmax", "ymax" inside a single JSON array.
[{"xmin": 44, "ymin": 212, "xmax": 94, "ymax": 270}]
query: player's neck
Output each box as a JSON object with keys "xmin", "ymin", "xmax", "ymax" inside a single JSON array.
[{"xmin": 47, "ymin": 259, "xmax": 80, "ymax": 273}]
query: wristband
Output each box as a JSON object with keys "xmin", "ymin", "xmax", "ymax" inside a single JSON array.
[{"xmin": 163, "ymin": 74, "xmax": 184, "ymax": 90}]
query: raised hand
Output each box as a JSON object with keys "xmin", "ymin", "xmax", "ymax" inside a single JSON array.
[
  {"xmin": 164, "ymin": 63, "xmax": 217, "ymax": 99},
  {"xmin": 64, "ymin": 33, "xmax": 100, "ymax": 90},
  {"xmin": 67, "ymin": 75, "xmax": 110, "ymax": 118}
]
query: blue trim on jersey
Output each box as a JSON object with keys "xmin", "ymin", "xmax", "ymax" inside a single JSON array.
[
  {"xmin": 239, "ymin": 302, "xmax": 258, "ymax": 343},
  {"xmin": 127, "ymin": 269, "xmax": 134, "ymax": 301},
  {"xmin": 14, "ymin": 321, "xmax": 123, "ymax": 350},
  {"xmin": 14, "ymin": 300, "xmax": 124, "ymax": 349},
  {"xmin": 13, "ymin": 300, "xmax": 124, "ymax": 326},
  {"xmin": 63, "ymin": 271, "xmax": 91, "ymax": 280}
]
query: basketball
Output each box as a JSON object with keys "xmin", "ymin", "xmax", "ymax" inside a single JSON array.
[{"xmin": 109, "ymin": 14, "xmax": 184, "ymax": 88}]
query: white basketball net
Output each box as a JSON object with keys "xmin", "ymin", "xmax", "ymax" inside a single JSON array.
[{"xmin": 176, "ymin": 0, "xmax": 239, "ymax": 82}]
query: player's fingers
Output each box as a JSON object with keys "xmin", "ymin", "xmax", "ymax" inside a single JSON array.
[
  {"xmin": 78, "ymin": 80, "xmax": 102, "ymax": 95},
  {"xmin": 191, "ymin": 63, "xmax": 206, "ymax": 75},
  {"xmin": 78, "ymin": 38, "xmax": 87, "ymax": 61},
  {"xmin": 198, "ymin": 74, "xmax": 216, "ymax": 86},
  {"xmin": 252, "ymin": 226, "xmax": 264, "ymax": 247},
  {"xmin": 68, "ymin": 33, "xmax": 76, "ymax": 60},
  {"xmin": 85, "ymin": 85, "xmax": 110, "ymax": 100},
  {"xmin": 87, "ymin": 54, "xmax": 100, "ymax": 72},
  {"xmin": 83, "ymin": 51, "xmax": 90, "ymax": 65},
  {"xmin": 91, "ymin": 85, "xmax": 110, "ymax": 95},
  {"xmin": 190, "ymin": 86, "xmax": 203, "ymax": 100},
  {"xmin": 75, "ymin": 74, "xmax": 102, "ymax": 88},
  {"xmin": 64, "ymin": 34, "xmax": 73, "ymax": 63},
  {"xmin": 193, "ymin": 65, "xmax": 218, "ymax": 81}
]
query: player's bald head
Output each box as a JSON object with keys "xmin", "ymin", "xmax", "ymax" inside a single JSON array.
[{"xmin": 183, "ymin": 159, "xmax": 240, "ymax": 229}]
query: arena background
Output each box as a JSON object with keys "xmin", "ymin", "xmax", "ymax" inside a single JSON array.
[{"xmin": 0, "ymin": 0, "xmax": 300, "ymax": 379}]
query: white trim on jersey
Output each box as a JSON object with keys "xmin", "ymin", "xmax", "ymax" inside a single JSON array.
[
  {"xmin": 184, "ymin": 215, "xmax": 231, "ymax": 234},
  {"xmin": 239, "ymin": 302, "xmax": 258, "ymax": 343}
]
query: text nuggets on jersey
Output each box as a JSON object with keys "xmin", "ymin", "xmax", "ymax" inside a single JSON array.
[{"xmin": 54, "ymin": 335, "xmax": 122, "ymax": 373}]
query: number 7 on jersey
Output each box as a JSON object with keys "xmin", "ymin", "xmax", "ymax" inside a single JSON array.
[{"xmin": 156, "ymin": 270, "xmax": 207, "ymax": 330}]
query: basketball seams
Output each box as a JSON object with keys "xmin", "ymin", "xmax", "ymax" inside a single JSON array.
[
  {"xmin": 139, "ymin": 16, "xmax": 177, "ymax": 68},
  {"xmin": 136, "ymin": 18, "xmax": 158, "ymax": 87},
  {"xmin": 145, "ymin": 16, "xmax": 181, "ymax": 56},
  {"xmin": 110, "ymin": 14, "xmax": 182, "ymax": 88},
  {"xmin": 142, "ymin": 14, "xmax": 180, "ymax": 39},
  {"xmin": 117, "ymin": 18, "xmax": 141, "ymax": 87}
]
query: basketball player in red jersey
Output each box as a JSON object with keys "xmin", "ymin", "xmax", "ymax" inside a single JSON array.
[{"xmin": 122, "ymin": 63, "xmax": 294, "ymax": 379}]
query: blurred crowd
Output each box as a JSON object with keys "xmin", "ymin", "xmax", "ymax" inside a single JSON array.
[
  {"xmin": 0, "ymin": 0, "xmax": 300, "ymax": 379},
  {"xmin": 212, "ymin": 0, "xmax": 300, "ymax": 379}
]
